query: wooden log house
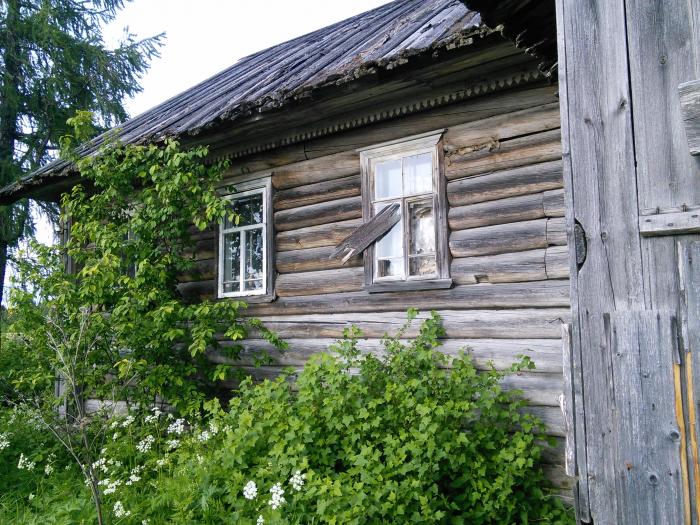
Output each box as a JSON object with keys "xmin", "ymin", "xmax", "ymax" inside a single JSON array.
[{"xmin": 0, "ymin": 0, "xmax": 574, "ymax": 499}]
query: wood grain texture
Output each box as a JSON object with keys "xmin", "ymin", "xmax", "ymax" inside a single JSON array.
[
  {"xmin": 276, "ymin": 267, "xmax": 365, "ymax": 297},
  {"xmin": 639, "ymin": 210, "xmax": 700, "ymax": 237},
  {"xmin": 443, "ymin": 102, "xmax": 560, "ymax": 152},
  {"xmin": 449, "ymin": 218, "xmax": 548, "ymax": 258},
  {"xmin": 445, "ymin": 128, "xmax": 561, "ymax": 180},
  {"xmin": 243, "ymin": 280, "xmax": 570, "ymax": 316},
  {"xmin": 679, "ymin": 80, "xmax": 700, "ymax": 156},
  {"xmin": 451, "ymin": 248, "xmax": 547, "ymax": 284},
  {"xmin": 446, "ymin": 160, "xmax": 563, "ymax": 206},
  {"xmin": 271, "ymin": 151, "xmax": 360, "ymax": 190},
  {"xmin": 274, "ymin": 196, "xmax": 362, "ymax": 232},
  {"xmin": 248, "ymin": 309, "xmax": 571, "ymax": 340},
  {"xmin": 276, "ymin": 245, "xmax": 362, "ymax": 273},
  {"xmin": 273, "ymin": 173, "xmax": 360, "ymax": 210},
  {"xmin": 448, "ymin": 192, "xmax": 545, "ymax": 230},
  {"xmin": 276, "ymin": 219, "xmax": 363, "ymax": 252}
]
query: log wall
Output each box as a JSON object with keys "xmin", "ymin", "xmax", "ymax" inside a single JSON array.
[{"xmin": 181, "ymin": 82, "xmax": 572, "ymax": 497}]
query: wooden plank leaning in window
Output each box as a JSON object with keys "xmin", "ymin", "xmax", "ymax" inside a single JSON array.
[{"xmin": 330, "ymin": 202, "xmax": 400, "ymax": 264}]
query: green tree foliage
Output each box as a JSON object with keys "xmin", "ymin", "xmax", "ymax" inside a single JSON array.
[
  {"xmin": 5, "ymin": 134, "xmax": 284, "ymax": 416},
  {"xmin": 0, "ymin": 0, "xmax": 163, "ymax": 302}
]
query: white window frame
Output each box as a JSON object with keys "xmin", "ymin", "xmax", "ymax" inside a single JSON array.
[
  {"xmin": 217, "ymin": 177, "xmax": 273, "ymax": 299},
  {"xmin": 359, "ymin": 130, "xmax": 451, "ymax": 292}
]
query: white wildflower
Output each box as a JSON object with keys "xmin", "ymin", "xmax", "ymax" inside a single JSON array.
[
  {"xmin": 197, "ymin": 430, "xmax": 211, "ymax": 443},
  {"xmin": 208, "ymin": 420, "xmax": 219, "ymax": 435},
  {"xmin": 243, "ymin": 480, "xmax": 258, "ymax": 500},
  {"xmin": 167, "ymin": 418, "xmax": 186, "ymax": 435},
  {"xmin": 109, "ymin": 419, "xmax": 120, "ymax": 430},
  {"xmin": 91, "ymin": 457, "xmax": 108, "ymax": 474},
  {"xmin": 137, "ymin": 435, "xmax": 155, "ymax": 453},
  {"xmin": 112, "ymin": 432, "xmax": 120, "ymax": 441},
  {"xmin": 156, "ymin": 457, "xmax": 169, "ymax": 468},
  {"xmin": 28, "ymin": 493, "xmax": 35, "ymax": 501},
  {"xmin": 18, "ymin": 453, "xmax": 36, "ymax": 471},
  {"xmin": 144, "ymin": 414, "xmax": 158, "ymax": 424},
  {"xmin": 101, "ymin": 478, "xmax": 122, "ymax": 495},
  {"xmin": 0, "ymin": 433, "xmax": 10, "ymax": 451},
  {"xmin": 126, "ymin": 465, "xmax": 143, "ymax": 485},
  {"xmin": 257, "ymin": 516, "xmax": 264, "ymax": 525},
  {"xmin": 289, "ymin": 470, "xmax": 306, "ymax": 491},
  {"xmin": 44, "ymin": 463, "xmax": 54, "ymax": 476},
  {"xmin": 113, "ymin": 501, "xmax": 131, "ymax": 518},
  {"xmin": 166, "ymin": 439, "xmax": 180, "ymax": 450},
  {"xmin": 268, "ymin": 482, "xmax": 285, "ymax": 510},
  {"xmin": 142, "ymin": 520, "xmax": 150, "ymax": 525},
  {"xmin": 121, "ymin": 415, "xmax": 135, "ymax": 428},
  {"xmin": 196, "ymin": 454, "xmax": 204, "ymax": 464}
]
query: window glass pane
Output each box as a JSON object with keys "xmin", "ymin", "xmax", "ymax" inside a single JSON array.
[
  {"xmin": 244, "ymin": 227, "xmax": 264, "ymax": 291},
  {"xmin": 223, "ymin": 232, "xmax": 240, "ymax": 292},
  {"xmin": 377, "ymin": 258, "xmax": 405, "ymax": 279},
  {"xmin": 374, "ymin": 202, "xmax": 403, "ymax": 259},
  {"xmin": 408, "ymin": 199, "xmax": 435, "ymax": 255},
  {"xmin": 225, "ymin": 192, "xmax": 263, "ymax": 228},
  {"xmin": 409, "ymin": 255, "xmax": 437, "ymax": 277},
  {"xmin": 403, "ymin": 153, "xmax": 432, "ymax": 195},
  {"xmin": 374, "ymin": 159, "xmax": 402, "ymax": 199}
]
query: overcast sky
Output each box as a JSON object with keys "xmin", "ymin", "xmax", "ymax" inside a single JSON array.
[{"xmin": 4, "ymin": 0, "xmax": 393, "ymax": 301}]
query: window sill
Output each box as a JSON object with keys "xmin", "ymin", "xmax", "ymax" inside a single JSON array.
[
  {"xmin": 218, "ymin": 292, "xmax": 276, "ymax": 304},
  {"xmin": 366, "ymin": 278, "xmax": 453, "ymax": 294}
]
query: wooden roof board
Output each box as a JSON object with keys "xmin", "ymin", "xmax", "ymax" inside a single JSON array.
[{"xmin": 2, "ymin": 0, "xmax": 484, "ymax": 200}]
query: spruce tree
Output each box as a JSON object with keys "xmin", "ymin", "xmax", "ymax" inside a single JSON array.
[{"xmin": 0, "ymin": 0, "xmax": 162, "ymax": 301}]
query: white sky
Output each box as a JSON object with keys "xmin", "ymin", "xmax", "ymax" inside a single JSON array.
[{"xmin": 4, "ymin": 0, "xmax": 393, "ymax": 302}]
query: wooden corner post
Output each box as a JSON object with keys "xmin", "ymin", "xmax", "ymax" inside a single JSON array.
[{"xmin": 556, "ymin": 0, "xmax": 700, "ymax": 523}]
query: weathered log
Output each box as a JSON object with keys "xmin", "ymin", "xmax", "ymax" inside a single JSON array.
[
  {"xmin": 452, "ymin": 249, "xmax": 547, "ymax": 284},
  {"xmin": 543, "ymin": 188, "xmax": 565, "ymax": 217},
  {"xmin": 450, "ymin": 219, "xmax": 548, "ymax": 257},
  {"xmin": 212, "ymin": 337, "xmax": 564, "ymax": 374},
  {"xmin": 271, "ymin": 151, "xmax": 360, "ymax": 189},
  {"xmin": 448, "ymin": 192, "xmax": 545, "ymax": 230},
  {"xmin": 274, "ymin": 196, "xmax": 362, "ymax": 232},
  {"xmin": 446, "ymin": 160, "xmax": 563, "ymax": 206},
  {"xmin": 276, "ymin": 267, "xmax": 365, "ymax": 297},
  {"xmin": 247, "ymin": 308, "xmax": 571, "ymax": 340},
  {"xmin": 273, "ymin": 173, "xmax": 360, "ymax": 210},
  {"xmin": 545, "ymin": 217, "xmax": 567, "ymax": 245},
  {"xmin": 545, "ymin": 245, "xmax": 569, "ymax": 279},
  {"xmin": 443, "ymin": 102, "xmax": 561, "ymax": 152},
  {"xmin": 244, "ymin": 280, "xmax": 570, "ymax": 316},
  {"xmin": 523, "ymin": 405, "xmax": 565, "ymax": 437},
  {"xmin": 445, "ymin": 129, "xmax": 562, "ymax": 180},
  {"xmin": 500, "ymin": 373, "xmax": 564, "ymax": 406},
  {"xmin": 276, "ymin": 219, "xmax": 363, "ymax": 252},
  {"xmin": 277, "ymin": 245, "xmax": 362, "ymax": 273}
]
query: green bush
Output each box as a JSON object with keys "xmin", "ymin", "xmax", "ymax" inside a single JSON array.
[{"xmin": 130, "ymin": 311, "xmax": 572, "ymax": 524}]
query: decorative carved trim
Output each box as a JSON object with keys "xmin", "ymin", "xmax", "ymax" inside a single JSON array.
[{"xmin": 215, "ymin": 68, "xmax": 545, "ymax": 162}]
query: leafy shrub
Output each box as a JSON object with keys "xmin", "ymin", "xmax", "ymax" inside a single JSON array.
[{"xmin": 125, "ymin": 311, "xmax": 572, "ymax": 524}]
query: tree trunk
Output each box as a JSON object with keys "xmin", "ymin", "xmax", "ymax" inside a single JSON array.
[{"xmin": 0, "ymin": 242, "xmax": 7, "ymax": 305}]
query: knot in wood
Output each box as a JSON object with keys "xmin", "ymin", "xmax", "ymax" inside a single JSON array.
[
  {"xmin": 669, "ymin": 428, "xmax": 681, "ymax": 441},
  {"xmin": 648, "ymin": 472, "xmax": 659, "ymax": 485}
]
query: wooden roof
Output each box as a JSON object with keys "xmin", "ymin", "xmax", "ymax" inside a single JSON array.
[{"xmin": 3, "ymin": 0, "xmax": 482, "ymax": 200}]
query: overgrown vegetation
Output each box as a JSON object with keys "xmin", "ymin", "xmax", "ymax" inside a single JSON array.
[{"xmin": 1, "ymin": 311, "xmax": 573, "ymax": 524}]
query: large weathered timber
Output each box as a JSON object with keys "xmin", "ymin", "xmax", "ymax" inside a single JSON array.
[
  {"xmin": 271, "ymin": 151, "xmax": 360, "ymax": 190},
  {"xmin": 276, "ymin": 219, "xmax": 363, "ymax": 252},
  {"xmin": 273, "ymin": 173, "xmax": 360, "ymax": 210},
  {"xmin": 449, "ymin": 191, "xmax": 548, "ymax": 230},
  {"xmin": 449, "ymin": 217, "xmax": 565, "ymax": 258},
  {"xmin": 445, "ymin": 128, "xmax": 562, "ymax": 180},
  {"xmin": 274, "ymin": 196, "xmax": 362, "ymax": 232},
  {"xmin": 447, "ymin": 160, "xmax": 563, "ymax": 207},
  {"xmin": 246, "ymin": 309, "xmax": 571, "ymax": 340},
  {"xmin": 452, "ymin": 248, "xmax": 546, "ymax": 284},
  {"xmin": 276, "ymin": 246, "xmax": 362, "ymax": 274},
  {"xmin": 679, "ymin": 80, "xmax": 700, "ymax": 156},
  {"xmin": 276, "ymin": 267, "xmax": 365, "ymax": 297}
]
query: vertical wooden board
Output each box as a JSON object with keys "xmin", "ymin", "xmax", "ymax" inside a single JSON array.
[
  {"xmin": 556, "ymin": 0, "xmax": 646, "ymax": 521},
  {"xmin": 561, "ymin": 324, "xmax": 576, "ymax": 477},
  {"xmin": 625, "ymin": 0, "xmax": 700, "ymax": 211},
  {"xmin": 678, "ymin": 241, "xmax": 700, "ymax": 525}
]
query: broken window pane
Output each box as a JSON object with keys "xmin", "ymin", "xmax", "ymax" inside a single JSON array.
[
  {"xmin": 408, "ymin": 199, "xmax": 435, "ymax": 255},
  {"xmin": 244, "ymin": 227, "xmax": 264, "ymax": 291}
]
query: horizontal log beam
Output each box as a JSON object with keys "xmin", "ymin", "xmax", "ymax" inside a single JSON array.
[
  {"xmin": 271, "ymin": 151, "xmax": 360, "ymax": 190},
  {"xmin": 273, "ymin": 173, "xmax": 360, "ymax": 210},
  {"xmin": 274, "ymin": 196, "xmax": 362, "ymax": 232},
  {"xmin": 445, "ymin": 129, "xmax": 562, "ymax": 180},
  {"xmin": 276, "ymin": 245, "xmax": 362, "ymax": 273},
  {"xmin": 247, "ymin": 308, "xmax": 571, "ymax": 340},
  {"xmin": 276, "ymin": 219, "xmax": 363, "ymax": 252},
  {"xmin": 449, "ymin": 218, "xmax": 566, "ymax": 258},
  {"xmin": 447, "ymin": 160, "xmax": 563, "ymax": 207},
  {"xmin": 276, "ymin": 267, "xmax": 365, "ymax": 296}
]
